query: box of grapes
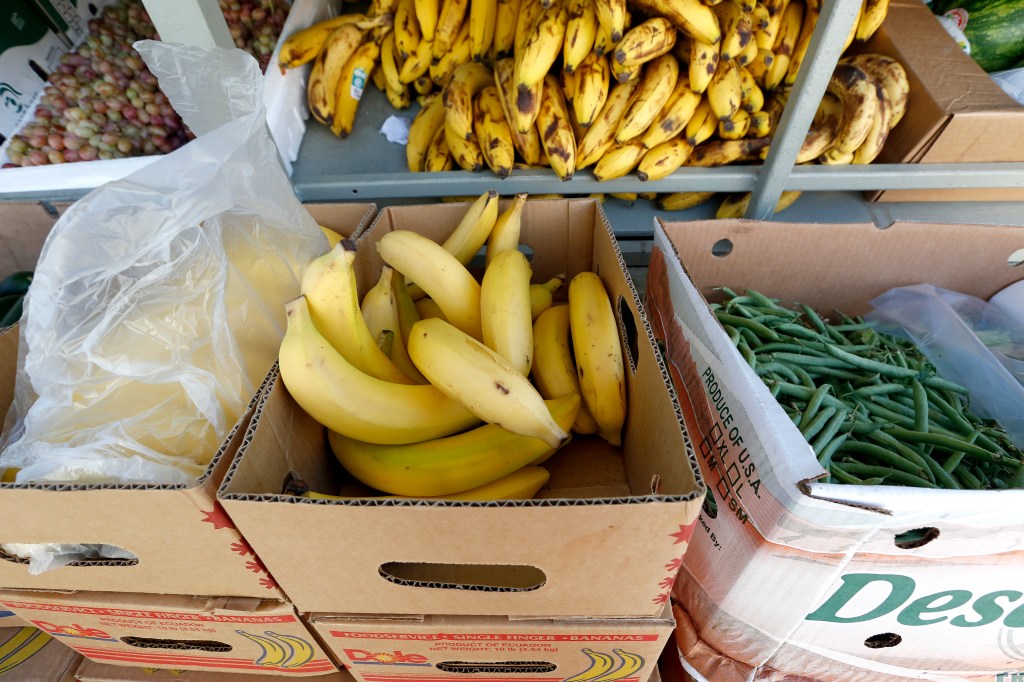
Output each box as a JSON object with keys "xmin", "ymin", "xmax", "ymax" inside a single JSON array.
[
  {"xmin": 0, "ymin": 0, "xmax": 325, "ymax": 195},
  {"xmin": 645, "ymin": 218, "xmax": 1024, "ymax": 681}
]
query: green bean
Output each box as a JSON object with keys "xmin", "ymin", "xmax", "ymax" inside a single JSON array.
[
  {"xmin": 823, "ymin": 345, "xmax": 918, "ymax": 379},
  {"xmin": 738, "ymin": 326, "xmax": 764, "ymax": 349},
  {"xmin": 770, "ymin": 352, "xmax": 854, "ymax": 369},
  {"xmin": 715, "ymin": 286, "xmax": 741, "ymax": 299},
  {"xmin": 865, "ymin": 431, "xmax": 935, "ymax": 483},
  {"xmin": 769, "ymin": 382, "xmax": 782, "ymax": 398},
  {"xmin": 825, "ymin": 324, "xmax": 854, "ymax": 346},
  {"xmin": 800, "ymin": 385, "xmax": 831, "ymax": 425},
  {"xmin": 837, "ymin": 441, "xmax": 926, "ymax": 477},
  {"xmin": 775, "ymin": 323, "xmax": 826, "ymax": 342},
  {"xmin": 802, "ymin": 366, "xmax": 863, "ymax": 381},
  {"xmin": 1011, "ymin": 462, "xmax": 1024, "ymax": 489},
  {"xmin": 911, "ymin": 380, "xmax": 928, "ymax": 433},
  {"xmin": 738, "ymin": 340, "xmax": 756, "ymax": 368},
  {"xmin": 715, "ymin": 312, "xmax": 780, "ymax": 341},
  {"xmin": 830, "ymin": 322, "xmax": 873, "ymax": 332},
  {"xmin": 755, "ymin": 342, "xmax": 828, "ymax": 357},
  {"xmin": 801, "ymin": 406, "xmax": 837, "ymax": 442},
  {"xmin": 789, "ymin": 364, "xmax": 817, "ymax": 390},
  {"xmin": 941, "ymin": 451, "xmax": 965, "ymax": 475},
  {"xmin": 881, "ymin": 427, "xmax": 1003, "ymax": 462},
  {"xmin": 955, "ymin": 466, "xmax": 984, "ymax": 490},
  {"xmin": 835, "ymin": 461, "xmax": 940, "ymax": 488},
  {"xmin": 811, "ymin": 408, "xmax": 850, "ymax": 455},
  {"xmin": 817, "ymin": 433, "xmax": 849, "ymax": 466},
  {"xmin": 745, "ymin": 289, "xmax": 789, "ymax": 312},
  {"xmin": 921, "ymin": 452, "xmax": 962, "ymax": 489},
  {"xmin": 723, "ymin": 324, "xmax": 742, "ymax": 347},
  {"xmin": 848, "ymin": 420, "xmax": 883, "ymax": 435},
  {"xmin": 851, "ymin": 384, "xmax": 909, "ymax": 398},
  {"xmin": 755, "ymin": 362, "xmax": 801, "ymax": 384},
  {"xmin": 800, "ymin": 304, "xmax": 829, "ymax": 335},
  {"xmin": 829, "ymin": 462, "xmax": 864, "ymax": 484},
  {"xmin": 773, "ymin": 382, "xmax": 865, "ymax": 417}
]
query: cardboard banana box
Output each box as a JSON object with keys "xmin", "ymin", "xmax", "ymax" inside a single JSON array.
[
  {"xmin": 646, "ymin": 217, "xmax": 1024, "ymax": 681},
  {"xmin": 218, "ymin": 197, "xmax": 705, "ymax": 618},
  {"xmin": 0, "ymin": 625, "xmax": 81, "ymax": 679},
  {"xmin": 0, "ymin": 202, "xmax": 374, "ymax": 599},
  {"xmin": 75, "ymin": 657, "xmax": 357, "ymax": 681}
]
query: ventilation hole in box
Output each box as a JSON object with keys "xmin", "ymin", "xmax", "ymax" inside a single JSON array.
[
  {"xmin": 711, "ymin": 239, "xmax": 733, "ymax": 258},
  {"xmin": 379, "ymin": 563, "xmax": 545, "ymax": 592},
  {"xmin": 122, "ymin": 637, "xmax": 232, "ymax": 652},
  {"xmin": 617, "ymin": 296, "xmax": 639, "ymax": 374},
  {"xmin": 702, "ymin": 489, "xmax": 719, "ymax": 519},
  {"xmin": 894, "ymin": 527, "xmax": 939, "ymax": 550},
  {"xmin": 436, "ymin": 661, "xmax": 557, "ymax": 674},
  {"xmin": 864, "ymin": 633, "xmax": 902, "ymax": 649},
  {"xmin": 1009, "ymin": 248, "xmax": 1024, "ymax": 267},
  {"xmin": 0, "ymin": 545, "xmax": 138, "ymax": 568}
]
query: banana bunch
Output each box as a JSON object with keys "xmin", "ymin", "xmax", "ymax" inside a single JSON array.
[{"xmin": 277, "ymin": 191, "xmax": 629, "ymax": 500}]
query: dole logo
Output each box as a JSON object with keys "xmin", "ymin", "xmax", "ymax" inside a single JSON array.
[
  {"xmin": 33, "ymin": 620, "xmax": 114, "ymax": 640},
  {"xmin": 345, "ymin": 649, "xmax": 430, "ymax": 665}
]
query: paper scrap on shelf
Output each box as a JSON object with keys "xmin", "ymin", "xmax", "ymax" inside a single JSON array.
[{"xmin": 381, "ymin": 116, "xmax": 412, "ymax": 145}]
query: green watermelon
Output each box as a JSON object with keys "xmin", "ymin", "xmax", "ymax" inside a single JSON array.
[{"xmin": 931, "ymin": 0, "xmax": 1024, "ymax": 72}]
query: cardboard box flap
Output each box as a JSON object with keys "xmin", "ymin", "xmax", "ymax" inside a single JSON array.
[{"xmin": 651, "ymin": 218, "xmax": 1024, "ymax": 559}]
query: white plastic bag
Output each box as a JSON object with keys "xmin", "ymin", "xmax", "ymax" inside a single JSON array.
[
  {"xmin": 865, "ymin": 283, "xmax": 1024, "ymax": 448},
  {"xmin": 0, "ymin": 40, "xmax": 326, "ymax": 485}
]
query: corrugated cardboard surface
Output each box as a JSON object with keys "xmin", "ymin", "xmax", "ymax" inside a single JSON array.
[
  {"xmin": 75, "ymin": 657, "xmax": 354, "ymax": 681},
  {"xmin": 307, "ymin": 609, "xmax": 673, "ymax": 682},
  {"xmin": 219, "ymin": 198, "xmax": 705, "ymax": 618},
  {"xmin": 647, "ymin": 219, "xmax": 1024, "ymax": 681},
  {"xmin": 0, "ymin": 591, "xmax": 337, "ymax": 677},
  {"xmin": 0, "ymin": 202, "xmax": 373, "ymax": 599},
  {"xmin": 864, "ymin": 1, "xmax": 1024, "ymax": 202},
  {"xmin": 0, "ymin": 625, "xmax": 81, "ymax": 679}
]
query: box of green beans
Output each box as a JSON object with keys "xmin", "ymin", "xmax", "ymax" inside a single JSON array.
[{"xmin": 645, "ymin": 218, "xmax": 1024, "ymax": 682}]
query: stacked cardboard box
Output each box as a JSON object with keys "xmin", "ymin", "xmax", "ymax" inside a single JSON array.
[
  {"xmin": 216, "ymin": 197, "xmax": 707, "ymax": 682},
  {"xmin": 0, "ymin": 201, "xmax": 376, "ymax": 678}
]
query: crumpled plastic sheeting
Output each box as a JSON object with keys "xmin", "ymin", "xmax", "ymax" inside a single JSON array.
[
  {"xmin": 0, "ymin": 41, "xmax": 326, "ymax": 486},
  {"xmin": 2, "ymin": 543, "xmax": 137, "ymax": 576}
]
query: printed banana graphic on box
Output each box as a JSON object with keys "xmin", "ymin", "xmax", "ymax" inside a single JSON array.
[
  {"xmin": 236, "ymin": 630, "xmax": 316, "ymax": 669},
  {"xmin": 565, "ymin": 648, "xmax": 646, "ymax": 682}
]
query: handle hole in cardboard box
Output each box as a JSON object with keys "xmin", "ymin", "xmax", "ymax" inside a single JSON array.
[
  {"xmin": 435, "ymin": 661, "xmax": 557, "ymax": 674},
  {"xmin": 121, "ymin": 636, "xmax": 233, "ymax": 652},
  {"xmin": 1008, "ymin": 249, "xmax": 1024, "ymax": 267},
  {"xmin": 617, "ymin": 296, "xmax": 639, "ymax": 374},
  {"xmin": 711, "ymin": 239, "xmax": 734, "ymax": 258},
  {"xmin": 0, "ymin": 545, "xmax": 139, "ymax": 569},
  {"xmin": 864, "ymin": 633, "xmax": 902, "ymax": 649},
  {"xmin": 893, "ymin": 527, "xmax": 940, "ymax": 550},
  {"xmin": 379, "ymin": 562, "xmax": 546, "ymax": 592}
]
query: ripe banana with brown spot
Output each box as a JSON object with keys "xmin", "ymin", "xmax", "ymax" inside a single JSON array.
[
  {"xmin": 684, "ymin": 96, "xmax": 718, "ymax": 145},
  {"xmin": 515, "ymin": 0, "xmax": 547, "ymax": 57},
  {"xmin": 491, "ymin": 0, "xmax": 522, "ymax": 59},
  {"xmin": 444, "ymin": 61, "xmax": 495, "ymax": 140},
  {"xmin": 423, "ymin": 123, "xmax": 455, "ymax": 170},
  {"xmin": 494, "ymin": 58, "xmax": 547, "ymax": 163},
  {"xmin": 658, "ymin": 191, "xmax": 716, "ymax": 210},
  {"xmin": 784, "ymin": 2, "xmax": 816, "ymax": 86},
  {"xmin": 515, "ymin": 0, "xmax": 570, "ymax": 91},
  {"xmin": 841, "ymin": 53, "xmax": 908, "ymax": 129},
  {"xmin": 429, "ymin": 22, "xmax": 470, "ymax": 85},
  {"xmin": 610, "ymin": 57, "xmax": 641, "ymax": 83},
  {"xmin": 640, "ymin": 75, "xmax": 702, "ymax": 148},
  {"xmin": 631, "ymin": 0, "xmax": 720, "ymax": 44},
  {"xmin": 594, "ymin": 0, "xmax": 627, "ymax": 44},
  {"xmin": 415, "ymin": 0, "xmax": 439, "ymax": 41},
  {"xmin": 568, "ymin": 271, "xmax": 627, "ymax": 446},
  {"xmin": 746, "ymin": 47, "xmax": 774, "ymax": 80},
  {"xmin": 851, "ymin": 79, "xmax": 891, "ymax": 165},
  {"xmin": 738, "ymin": 65, "xmax": 763, "ymax": 112},
  {"xmin": 715, "ymin": 189, "xmax": 800, "ymax": 218},
  {"xmin": 434, "ymin": 0, "xmax": 470, "ymax": 60},
  {"xmin": 576, "ymin": 76, "xmax": 642, "ymax": 168},
  {"xmin": 856, "ymin": 0, "xmax": 888, "ymax": 42},
  {"xmin": 307, "ymin": 23, "xmax": 367, "ymax": 124},
  {"xmin": 688, "ymin": 37, "xmax": 719, "ymax": 94},
  {"xmin": 735, "ymin": 33, "xmax": 758, "ymax": 66},
  {"xmin": 394, "ymin": 0, "xmax": 422, "ymax": 59},
  {"xmin": 827, "ymin": 62, "xmax": 879, "ymax": 155},
  {"xmin": 713, "ymin": 1, "xmax": 753, "ymax": 62},
  {"xmin": 763, "ymin": 0, "xmax": 802, "ymax": 91},
  {"xmin": 748, "ymin": 109, "xmax": 771, "ymax": 136},
  {"xmin": 615, "ymin": 54, "xmax": 679, "ymax": 142},
  {"xmin": 332, "ymin": 40, "xmax": 380, "ymax": 138},
  {"xmin": 474, "ymin": 86, "xmax": 516, "ymax": 177},
  {"xmin": 688, "ymin": 136, "xmax": 770, "ymax": 166},
  {"xmin": 718, "ymin": 108, "xmax": 750, "ymax": 139},
  {"xmin": 819, "ymin": 147, "xmax": 854, "ymax": 164},
  {"xmin": 613, "ymin": 17, "xmax": 677, "ymax": 67},
  {"xmin": 407, "ymin": 93, "xmax": 447, "ymax": 171},
  {"xmin": 707, "ymin": 59, "xmax": 742, "ymax": 122},
  {"xmin": 756, "ymin": 0, "xmax": 787, "ymax": 50},
  {"xmin": 564, "ymin": 0, "xmax": 598, "ymax": 72},
  {"xmin": 279, "ymin": 14, "xmax": 373, "ymax": 69},
  {"xmin": 401, "ymin": 36, "xmax": 434, "ymax": 82},
  {"xmin": 470, "ymin": 0, "xmax": 498, "ymax": 61},
  {"xmin": 637, "ymin": 137, "xmax": 693, "ymax": 180},
  {"xmin": 536, "ymin": 74, "xmax": 578, "ymax": 180},
  {"xmin": 531, "ymin": 304, "xmax": 600, "ymax": 435},
  {"xmin": 593, "ymin": 139, "xmax": 645, "ymax": 181}
]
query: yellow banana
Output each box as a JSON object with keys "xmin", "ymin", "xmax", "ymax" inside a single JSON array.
[
  {"xmin": 378, "ymin": 229, "xmax": 484, "ymax": 339},
  {"xmin": 738, "ymin": 65, "xmax": 763, "ymax": 112},
  {"xmin": 576, "ymin": 77, "xmax": 642, "ymax": 168},
  {"xmin": 328, "ymin": 396, "xmax": 578, "ymax": 496},
  {"xmin": 307, "ymin": 24, "xmax": 367, "ymax": 125},
  {"xmin": 470, "ymin": 0, "xmax": 498, "ymax": 61},
  {"xmin": 414, "ymin": 75, "xmax": 436, "ymax": 96},
  {"xmin": 362, "ymin": 266, "xmax": 428, "ymax": 383},
  {"xmin": 820, "ymin": 147, "xmax": 855, "ymax": 165},
  {"xmin": 841, "ymin": 53, "xmax": 908, "ymax": 129},
  {"xmin": 530, "ymin": 273, "xmax": 568, "ymax": 319},
  {"xmin": 563, "ymin": 0, "xmax": 598, "ymax": 72},
  {"xmin": 306, "ymin": 466, "xmax": 552, "ymax": 501},
  {"xmin": 748, "ymin": 108, "xmax": 771, "ymax": 136},
  {"xmin": 301, "ymin": 242, "xmax": 413, "ymax": 384},
  {"xmin": 408, "ymin": 318, "xmax": 571, "ymax": 447},
  {"xmin": 610, "ymin": 56, "xmax": 641, "ymax": 83},
  {"xmin": 429, "ymin": 22, "xmax": 471, "ymax": 85},
  {"xmin": 637, "ymin": 137, "xmax": 693, "ymax": 180},
  {"xmin": 474, "ymin": 86, "xmax": 516, "ymax": 177},
  {"xmin": 279, "ymin": 14, "xmax": 372, "ymax": 69},
  {"xmin": 415, "ymin": 0, "xmax": 439, "ymax": 41},
  {"xmin": 707, "ymin": 58, "xmax": 742, "ymax": 122},
  {"xmin": 400, "ymin": 37, "xmax": 435, "ymax": 83},
  {"xmin": 486, "ymin": 193, "xmax": 529, "ymax": 264},
  {"xmin": 319, "ymin": 225, "xmax": 344, "ymax": 251},
  {"xmin": 332, "ymin": 41, "xmax": 380, "ymax": 138},
  {"xmin": 751, "ymin": 2, "xmax": 770, "ymax": 31},
  {"xmin": 593, "ymin": 0, "xmax": 627, "ymax": 43},
  {"xmin": 851, "ymin": 80, "xmax": 890, "ymax": 165},
  {"xmin": 395, "ymin": 0, "xmax": 422, "ymax": 60},
  {"xmin": 573, "ymin": 51, "xmax": 611, "ymax": 127},
  {"xmin": 640, "ymin": 75, "xmax": 702, "ymax": 148},
  {"xmin": 826, "ymin": 62, "xmax": 879, "ymax": 154},
  {"xmin": 515, "ymin": 0, "xmax": 570, "ymax": 91},
  {"xmin": 531, "ymin": 304, "xmax": 600, "ymax": 434},
  {"xmin": 492, "ymin": 0, "xmax": 523, "ymax": 58},
  {"xmin": 438, "ymin": 188, "xmax": 502, "ymax": 265},
  {"xmin": 562, "ymin": 65, "xmax": 578, "ymax": 100},
  {"xmin": 238, "ymin": 631, "xmax": 290, "ymax": 667},
  {"xmin": 713, "ymin": 1, "xmax": 753, "ymax": 62},
  {"xmin": 368, "ymin": 0, "xmax": 399, "ymax": 43},
  {"xmin": 616, "ymin": 54, "xmax": 679, "ymax": 143},
  {"xmin": 434, "ymin": 0, "xmax": 471, "ymax": 60},
  {"xmin": 784, "ymin": 2, "xmax": 816, "ymax": 86},
  {"xmin": 715, "ymin": 189, "xmax": 800, "ymax": 217},
  {"xmin": 392, "ymin": 270, "xmax": 421, "ymax": 348},
  {"xmin": 423, "ymin": 123, "xmax": 455, "ymax": 170},
  {"xmin": 593, "ymin": 12, "xmax": 616, "ymax": 56},
  {"xmin": 683, "ymin": 96, "xmax": 718, "ymax": 145},
  {"xmin": 515, "ymin": 0, "xmax": 547, "ymax": 57},
  {"xmin": 280, "ymin": 296, "xmax": 478, "ymax": 444},
  {"xmin": 445, "ymin": 62, "xmax": 496, "ymax": 140},
  {"xmin": 593, "ymin": 139, "xmax": 645, "ymax": 181},
  {"xmin": 494, "ymin": 58, "xmax": 547, "ymax": 163},
  {"xmin": 407, "ymin": 94, "xmax": 447, "ymax": 172},
  {"xmin": 446, "ymin": 117, "xmax": 487, "ymax": 170},
  {"xmin": 746, "ymin": 46, "xmax": 774, "ymax": 80},
  {"xmin": 856, "ymin": 0, "xmax": 888, "ymax": 42},
  {"xmin": 735, "ymin": 31, "xmax": 758, "ymax": 65},
  {"xmin": 629, "ymin": 0, "xmax": 720, "ymax": 45},
  {"xmin": 481, "ymin": 249, "xmax": 535, "ymax": 374},
  {"xmin": 536, "ymin": 74, "xmax": 578, "ymax": 180},
  {"xmin": 568, "ymin": 271, "xmax": 626, "ymax": 446},
  {"xmin": 381, "ymin": 33, "xmax": 405, "ymax": 93},
  {"xmin": 718, "ymin": 108, "xmax": 750, "ymax": 138},
  {"xmin": 756, "ymin": 0, "xmax": 787, "ymax": 50},
  {"xmin": 613, "ymin": 17, "xmax": 677, "ymax": 68},
  {"xmin": 731, "ymin": 0, "xmax": 755, "ymax": 11},
  {"xmin": 688, "ymin": 136, "xmax": 770, "ymax": 165},
  {"xmin": 415, "ymin": 296, "xmax": 450, "ymax": 320},
  {"xmin": 763, "ymin": 0, "xmax": 802, "ymax": 91},
  {"xmin": 688, "ymin": 37, "xmax": 720, "ymax": 94},
  {"xmin": 658, "ymin": 191, "xmax": 716, "ymax": 210}
]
